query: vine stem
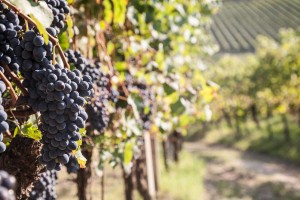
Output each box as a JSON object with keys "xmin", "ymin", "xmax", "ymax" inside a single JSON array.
[
  {"xmin": 0, "ymin": 71, "xmax": 17, "ymax": 106},
  {"xmin": 121, "ymin": 83, "xmax": 129, "ymax": 97},
  {"xmin": 3, "ymin": 65, "xmax": 29, "ymax": 96},
  {"xmin": 7, "ymin": 108, "xmax": 35, "ymax": 118},
  {"xmin": 0, "ymin": 0, "xmax": 70, "ymax": 69},
  {"xmin": 97, "ymin": 31, "xmax": 114, "ymax": 75},
  {"xmin": 117, "ymin": 96, "xmax": 127, "ymax": 101}
]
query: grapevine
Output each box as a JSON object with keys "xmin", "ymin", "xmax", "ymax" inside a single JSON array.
[{"xmin": 0, "ymin": 0, "xmax": 220, "ymax": 199}]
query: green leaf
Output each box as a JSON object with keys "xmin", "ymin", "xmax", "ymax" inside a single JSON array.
[
  {"xmin": 107, "ymin": 41, "xmax": 115, "ymax": 55},
  {"xmin": 163, "ymin": 83, "xmax": 176, "ymax": 95},
  {"xmin": 179, "ymin": 114, "xmax": 191, "ymax": 127},
  {"xmin": 115, "ymin": 62, "xmax": 127, "ymax": 72},
  {"xmin": 69, "ymin": 63, "xmax": 76, "ymax": 71},
  {"xmin": 15, "ymin": 123, "xmax": 42, "ymax": 140},
  {"xmin": 171, "ymin": 97, "xmax": 186, "ymax": 115},
  {"xmin": 9, "ymin": 0, "xmax": 53, "ymax": 27},
  {"xmin": 144, "ymin": 106, "xmax": 150, "ymax": 115},
  {"xmin": 58, "ymin": 31, "xmax": 70, "ymax": 51},
  {"xmin": 29, "ymin": 14, "xmax": 49, "ymax": 45}
]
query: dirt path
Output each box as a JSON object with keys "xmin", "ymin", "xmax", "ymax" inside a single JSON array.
[{"xmin": 185, "ymin": 142, "xmax": 300, "ymax": 200}]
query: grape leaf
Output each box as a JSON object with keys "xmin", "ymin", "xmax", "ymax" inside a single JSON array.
[
  {"xmin": 29, "ymin": 14, "xmax": 49, "ymax": 45},
  {"xmin": 171, "ymin": 97, "xmax": 186, "ymax": 115},
  {"xmin": 58, "ymin": 31, "xmax": 70, "ymax": 51},
  {"xmin": 163, "ymin": 83, "xmax": 176, "ymax": 95},
  {"xmin": 8, "ymin": 0, "xmax": 53, "ymax": 27},
  {"xmin": 74, "ymin": 150, "xmax": 87, "ymax": 168},
  {"xmin": 14, "ymin": 123, "xmax": 42, "ymax": 140},
  {"xmin": 66, "ymin": 15, "xmax": 74, "ymax": 39},
  {"xmin": 123, "ymin": 141, "xmax": 133, "ymax": 165}
]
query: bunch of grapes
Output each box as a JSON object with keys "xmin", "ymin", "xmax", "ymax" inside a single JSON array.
[
  {"xmin": 16, "ymin": 29, "xmax": 54, "ymax": 78},
  {"xmin": 0, "ymin": 79, "xmax": 9, "ymax": 153},
  {"xmin": 135, "ymin": 83, "xmax": 154, "ymax": 130},
  {"xmin": 85, "ymin": 102, "xmax": 109, "ymax": 133},
  {"xmin": 65, "ymin": 155, "xmax": 79, "ymax": 174},
  {"xmin": 16, "ymin": 30, "xmax": 93, "ymax": 170},
  {"xmin": 65, "ymin": 52, "xmax": 118, "ymax": 134},
  {"xmin": 34, "ymin": 65, "xmax": 92, "ymax": 170},
  {"xmin": 0, "ymin": 3, "xmax": 22, "ymax": 72},
  {"xmin": 82, "ymin": 62, "xmax": 101, "ymax": 82},
  {"xmin": 64, "ymin": 50, "xmax": 87, "ymax": 71},
  {"xmin": 29, "ymin": 170, "xmax": 57, "ymax": 200},
  {"xmin": 0, "ymin": 170, "xmax": 16, "ymax": 200},
  {"xmin": 44, "ymin": 0, "xmax": 70, "ymax": 34},
  {"xmin": 84, "ymin": 62, "xmax": 118, "ymax": 133}
]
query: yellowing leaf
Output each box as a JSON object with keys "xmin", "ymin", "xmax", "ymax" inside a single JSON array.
[
  {"xmin": 66, "ymin": 15, "xmax": 74, "ymax": 39},
  {"xmin": 124, "ymin": 141, "xmax": 133, "ymax": 165},
  {"xmin": 29, "ymin": 14, "xmax": 49, "ymax": 45},
  {"xmin": 107, "ymin": 41, "xmax": 115, "ymax": 55},
  {"xmin": 74, "ymin": 150, "xmax": 87, "ymax": 168},
  {"xmin": 103, "ymin": 0, "xmax": 113, "ymax": 24}
]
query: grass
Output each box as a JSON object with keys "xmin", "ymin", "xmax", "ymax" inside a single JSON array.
[
  {"xmin": 159, "ymin": 151, "xmax": 205, "ymax": 200},
  {"xmin": 194, "ymin": 114, "xmax": 300, "ymax": 164},
  {"xmin": 57, "ymin": 150, "xmax": 205, "ymax": 200}
]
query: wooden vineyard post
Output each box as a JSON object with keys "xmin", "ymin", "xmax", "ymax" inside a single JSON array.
[
  {"xmin": 150, "ymin": 132, "xmax": 159, "ymax": 192},
  {"xmin": 144, "ymin": 131, "xmax": 156, "ymax": 199}
]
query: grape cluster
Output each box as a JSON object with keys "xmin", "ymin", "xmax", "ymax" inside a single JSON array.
[
  {"xmin": 16, "ymin": 30, "xmax": 54, "ymax": 78},
  {"xmin": 65, "ymin": 155, "xmax": 79, "ymax": 174},
  {"xmin": 0, "ymin": 4, "xmax": 22, "ymax": 72},
  {"xmin": 29, "ymin": 170, "xmax": 57, "ymax": 200},
  {"xmin": 16, "ymin": 30, "xmax": 93, "ymax": 170},
  {"xmin": 65, "ymin": 52, "xmax": 118, "ymax": 134},
  {"xmin": 44, "ymin": 0, "xmax": 70, "ymax": 34},
  {"xmin": 64, "ymin": 50, "xmax": 87, "ymax": 71},
  {"xmin": 86, "ymin": 103, "xmax": 109, "ymax": 133},
  {"xmin": 83, "ymin": 62, "xmax": 101, "ymax": 82},
  {"xmin": 84, "ymin": 62, "xmax": 118, "ymax": 133},
  {"xmin": 0, "ymin": 170, "xmax": 16, "ymax": 200},
  {"xmin": 0, "ymin": 79, "xmax": 8, "ymax": 153},
  {"xmin": 135, "ymin": 83, "xmax": 154, "ymax": 130},
  {"xmin": 35, "ymin": 66, "xmax": 93, "ymax": 170}
]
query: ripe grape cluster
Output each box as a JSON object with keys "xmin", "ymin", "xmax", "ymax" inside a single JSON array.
[
  {"xmin": 15, "ymin": 30, "xmax": 93, "ymax": 170},
  {"xmin": 29, "ymin": 170, "xmax": 57, "ymax": 200},
  {"xmin": 65, "ymin": 155, "xmax": 79, "ymax": 174},
  {"xmin": 65, "ymin": 50, "xmax": 87, "ymax": 71},
  {"xmin": 44, "ymin": 0, "xmax": 70, "ymax": 34},
  {"xmin": 0, "ymin": 3, "xmax": 22, "ymax": 72},
  {"xmin": 0, "ymin": 170, "xmax": 16, "ymax": 200},
  {"xmin": 84, "ymin": 62, "xmax": 118, "ymax": 133},
  {"xmin": 0, "ymin": 79, "xmax": 8, "ymax": 153},
  {"xmin": 65, "ymin": 51, "xmax": 118, "ymax": 133},
  {"xmin": 135, "ymin": 83, "xmax": 154, "ymax": 130}
]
